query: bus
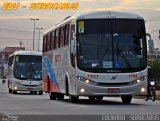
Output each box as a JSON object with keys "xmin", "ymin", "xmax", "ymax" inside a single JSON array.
[
  {"xmin": 42, "ymin": 11, "xmax": 148, "ymax": 103},
  {"xmin": 8, "ymin": 51, "xmax": 43, "ymax": 95}
]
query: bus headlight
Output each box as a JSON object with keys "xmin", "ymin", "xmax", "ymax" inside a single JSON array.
[
  {"xmin": 150, "ymin": 81, "xmax": 155, "ymax": 86},
  {"xmin": 77, "ymin": 76, "xmax": 97, "ymax": 86},
  {"xmin": 14, "ymin": 86, "xmax": 18, "ymax": 90},
  {"xmin": 130, "ymin": 76, "xmax": 147, "ymax": 85}
]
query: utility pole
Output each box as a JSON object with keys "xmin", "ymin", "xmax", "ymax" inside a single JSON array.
[
  {"xmin": 30, "ymin": 18, "xmax": 39, "ymax": 51},
  {"xmin": 36, "ymin": 28, "xmax": 43, "ymax": 52}
]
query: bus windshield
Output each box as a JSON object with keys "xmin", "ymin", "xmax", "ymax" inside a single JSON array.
[
  {"xmin": 77, "ymin": 19, "xmax": 147, "ymax": 73},
  {"xmin": 14, "ymin": 55, "xmax": 42, "ymax": 80}
]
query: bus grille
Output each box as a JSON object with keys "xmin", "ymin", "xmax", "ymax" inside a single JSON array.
[{"xmin": 96, "ymin": 82, "xmax": 130, "ymax": 87}]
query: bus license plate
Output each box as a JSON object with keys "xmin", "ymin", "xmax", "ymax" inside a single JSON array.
[
  {"xmin": 108, "ymin": 88, "xmax": 120, "ymax": 93},
  {"xmin": 28, "ymin": 88, "xmax": 33, "ymax": 91}
]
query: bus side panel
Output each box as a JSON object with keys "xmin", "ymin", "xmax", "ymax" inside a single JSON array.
[{"xmin": 42, "ymin": 52, "xmax": 61, "ymax": 93}]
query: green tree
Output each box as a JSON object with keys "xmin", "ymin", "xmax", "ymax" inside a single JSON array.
[{"xmin": 148, "ymin": 59, "xmax": 160, "ymax": 80}]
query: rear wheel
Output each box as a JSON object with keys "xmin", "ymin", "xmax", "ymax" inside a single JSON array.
[
  {"xmin": 57, "ymin": 94, "xmax": 64, "ymax": 100},
  {"xmin": 121, "ymin": 95, "xmax": 132, "ymax": 104},
  {"xmin": 49, "ymin": 92, "xmax": 56, "ymax": 100},
  {"xmin": 69, "ymin": 95, "xmax": 79, "ymax": 103}
]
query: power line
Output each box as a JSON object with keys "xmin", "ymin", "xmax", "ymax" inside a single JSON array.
[
  {"xmin": 0, "ymin": 38, "xmax": 40, "ymax": 40},
  {"xmin": 0, "ymin": 29, "xmax": 33, "ymax": 34}
]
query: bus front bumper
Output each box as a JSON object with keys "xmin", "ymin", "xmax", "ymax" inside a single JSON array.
[
  {"xmin": 76, "ymin": 80, "xmax": 148, "ymax": 96},
  {"xmin": 12, "ymin": 83, "xmax": 43, "ymax": 92}
]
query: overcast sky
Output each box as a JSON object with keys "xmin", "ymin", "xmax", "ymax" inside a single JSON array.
[{"xmin": 0, "ymin": 0, "xmax": 160, "ymax": 51}]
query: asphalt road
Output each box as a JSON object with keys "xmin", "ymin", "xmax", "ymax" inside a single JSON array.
[{"xmin": 0, "ymin": 80, "xmax": 160, "ymax": 121}]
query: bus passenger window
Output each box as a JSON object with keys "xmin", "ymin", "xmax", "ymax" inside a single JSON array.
[{"xmin": 70, "ymin": 24, "xmax": 75, "ymax": 40}]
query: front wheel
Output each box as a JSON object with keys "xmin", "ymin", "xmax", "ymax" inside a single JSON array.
[
  {"xmin": 69, "ymin": 95, "xmax": 79, "ymax": 103},
  {"xmin": 151, "ymin": 89, "xmax": 156, "ymax": 101},
  {"xmin": 121, "ymin": 95, "xmax": 132, "ymax": 104},
  {"xmin": 12, "ymin": 90, "xmax": 17, "ymax": 94},
  {"xmin": 39, "ymin": 91, "xmax": 43, "ymax": 95},
  {"xmin": 9, "ymin": 88, "xmax": 12, "ymax": 93}
]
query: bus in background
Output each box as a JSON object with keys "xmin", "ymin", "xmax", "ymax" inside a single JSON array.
[
  {"xmin": 42, "ymin": 11, "xmax": 148, "ymax": 104},
  {"xmin": 8, "ymin": 51, "xmax": 43, "ymax": 95}
]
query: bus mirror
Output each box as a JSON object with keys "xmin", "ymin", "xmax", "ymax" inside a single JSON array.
[{"xmin": 71, "ymin": 39, "xmax": 76, "ymax": 55}]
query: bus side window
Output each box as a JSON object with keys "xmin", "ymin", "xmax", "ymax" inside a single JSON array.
[
  {"xmin": 70, "ymin": 24, "xmax": 76, "ymax": 68},
  {"xmin": 51, "ymin": 31, "xmax": 55, "ymax": 50},
  {"xmin": 70, "ymin": 24, "xmax": 75, "ymax": 40},
  {"xmin": 47, "ymin": 33, "xmax": 51, "ymax": 51},
  {"xmin": 58, "ymin": 28, "xmax": 61, "ymax": 48},
  {"xmin": 50, "ymin": 32, "xmax": 53, "ymax": 50},
  {"xmin": 43, "ymin": 36, "xmax": 46, "ymax": 52},
  {"xmin": 60, "ymin": 27, "xmax": 65, "ymax": 48},
  {"xmin": 64, "ymin": 25, "xmax": 67, "ymax": 46},
  {"xmin": 55, "ymin": 29, "xmax": 59, "ymax": 49},
  {"xmin": 65, "ymin": 24, "xmax": 69, "ymax": 45}
]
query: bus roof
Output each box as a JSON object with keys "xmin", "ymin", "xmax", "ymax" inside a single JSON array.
[
  {"xmin": 44, "ymin": 11, "xmax": 144, "ymax": 35},
  {"xmin": 77, "ymin": 11, "xmax": 144, "ymax": 20},
  {"xmin": 9, "ymin": 51, "xmax": 42, "ymax": 57}
]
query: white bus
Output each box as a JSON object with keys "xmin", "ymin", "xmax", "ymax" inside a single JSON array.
[
  {"xmin": 42, "ymin": 11, "xmax": 148, "ymax": 103},
  {"xmin": 8, "ymin": 51, "xmax": 43, "ymax": 95}
]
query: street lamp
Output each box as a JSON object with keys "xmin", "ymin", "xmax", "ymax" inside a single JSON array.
[
  {"xmin": 30, "ymin": 18, "xmax": 39, "ymax": 51},
  {"xmin": 36, "ymin": 28, "xmax": 43, "ymax": 52}
]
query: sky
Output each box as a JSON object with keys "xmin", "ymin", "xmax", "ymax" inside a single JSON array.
[{"xmin": 0, "ymin": 0, "xmax": 160, "ymax": 51}]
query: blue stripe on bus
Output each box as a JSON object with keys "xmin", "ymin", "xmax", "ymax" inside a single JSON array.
[{"xmin": 43, "ymin": 56, "xmax": 59, "ymax": 90}]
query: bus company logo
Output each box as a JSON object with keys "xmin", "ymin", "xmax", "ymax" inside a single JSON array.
[{"xmin": 110, "ymin": 75, "xmax": 118, "ymax": 80}]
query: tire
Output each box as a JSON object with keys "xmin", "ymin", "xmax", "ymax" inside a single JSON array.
[
  {"xmin": 69, "ymin": 95, "xmax": 79, "ymax": 103},
  {"xmin": 12, "ymin": 90, "xmax": 17, "ymax": 94},
  {"xmin": 121, "ymin": 95, "xmax": 132, "ymax": 104},
  {"xmin": 30, "ymin": 91, "xmax": 34, "ymax": 94},
  {"xmin": 39, "ymin": 91, "xmax": 43, "ymax": 95},
  {"xmin": 9, "ymin": 89, "xmax": 12, "ymax": 93},
  {"xmin": 34, "ymin": 91, "xmax": 37, "ymax": 95},
  {"xmin": 96, "ymin": 96, "xmax": 103, "ymax": 101},
  {"xmin": 65, "ymin": 78, "xmax": 69, "ymax": 96},
  {"xmin": 88, "ymin": 96, "xmax": 96, "ymax": 102},
  {"xmin": 151, "ymin": 90, "xmax": 156, "ymax": 101},
  {"xmin": 49, "ymin": 92, "xmax": 56, "ymax": 100},
  {"xmin": 57, "ymin": 94, "xmax": 64, "ymax": 100}
]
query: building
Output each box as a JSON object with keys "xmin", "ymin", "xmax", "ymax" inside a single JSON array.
[{"xmin": 0, "ymin": 47, "xmax": 25, "ymax": 78}]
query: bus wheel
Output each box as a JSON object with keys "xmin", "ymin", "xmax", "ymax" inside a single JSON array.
[
  {"xmin": 49, "ymin": 92, "xmax": 56, "ymax": 100},
  {"xmin": 69, "ymin": 95, "xmax": 79, "ymax": 103},
  {"xmin": 30, "ymin": 91, "xmax": 33, "ymax": 94},
  {"xmin": 121, "ymin": 95, "xmax": 132, "ymax": 104},
  {"xmin": 12, "ymin": 90, "xmax": 17, "ymax": 94},
  {"xmin": 89, "ymin": 96, "xmax": 96, "ymax": 102},
  {"xmin": 33, "ymin": 91, "xmax": 37, "ymax": 94},
  {"xmin": 57, "ymin": 94, "xmax": 64, "ymax": 100},
  {"xmin": 39, "ymin": 91, "xmax": 43, "ymax": 95},
  {"xmin": 96, "ymin": 96, "xmax": 103, "ymax": 101},
  {"xmin": 9, "ymin": 88, "xmax": 12, "ymax": 93}
]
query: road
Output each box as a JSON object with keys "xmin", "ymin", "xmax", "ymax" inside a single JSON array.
[{"xmin": 0, "ymin": 80, "xmax": 160, "ymax": 121}]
